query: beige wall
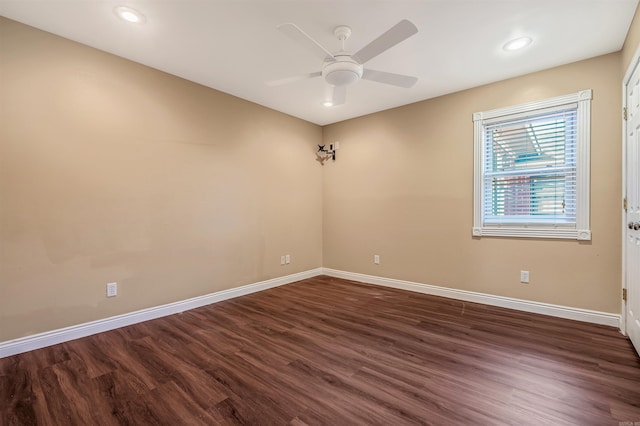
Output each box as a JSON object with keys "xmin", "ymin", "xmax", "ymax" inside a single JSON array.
[
  {"xmin": 622, "ymin": 3, "xmax": 640, "ymax": 74},
  {"xmin": 323, "ymin": 53, "xmax": 622, "ymax": 313},
  {"xmin": 0, "ymin": 18, "xmax": 323, "ymax": 341}
]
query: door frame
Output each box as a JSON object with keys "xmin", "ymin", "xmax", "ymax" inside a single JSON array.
[{"xmin": 621, "ymin": 44, "xmax": 640, "ymax": 335}]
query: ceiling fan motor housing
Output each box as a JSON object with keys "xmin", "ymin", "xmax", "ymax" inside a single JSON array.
[{"xmin": 323, "ymin": 55, "xmax": 363, "ymax": 86}]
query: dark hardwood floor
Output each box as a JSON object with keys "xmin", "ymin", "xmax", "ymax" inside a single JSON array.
[{"xmin": 2, "ymin": 275, "xmax": 640, "ymax": 425}]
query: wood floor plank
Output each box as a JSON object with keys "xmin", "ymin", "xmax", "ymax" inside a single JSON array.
[
  {"xmin": 1, "ymin": 368, "xmax": 39, "ymax": 426},
  {"xmin": 2, "ymin": 275, "xmax": 640, "ymax": 424}
]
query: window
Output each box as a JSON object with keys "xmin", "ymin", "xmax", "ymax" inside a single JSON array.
[{"xmin": 473, "ymin": 90, "xmax": 592, "ymax": 240}]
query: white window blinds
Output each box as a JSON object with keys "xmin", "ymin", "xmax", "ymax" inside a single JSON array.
[
  {"xmin": 482, "ymin": 105, "xmax": 577, "ymax": 225},
  {"xmin": 472, "ymin": 90, "xmax": 592, "ymax": 240}
]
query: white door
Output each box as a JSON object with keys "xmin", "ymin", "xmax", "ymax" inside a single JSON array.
[{"xmin": 625, "ymin": 60, "xmax": 640, "ymax": 355}]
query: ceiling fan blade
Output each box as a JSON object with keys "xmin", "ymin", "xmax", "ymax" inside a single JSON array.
[
  {"xmin": 331, "ymin": 85, "xmax": 346, "ymax": 106},
  {"xmin": 362, "ymin": 69, "xmax": 418, "ymax": 88},
  {"xmin": 277, "ymin": 23, "xmax": 336, "ymax": 62},
  {"xmin": 352, "ymin": 19, "xmax": 418, "ymax": 64},
  {"xmin": 265, "ymin": 71, "xmax": 322, "ymax": 87}
]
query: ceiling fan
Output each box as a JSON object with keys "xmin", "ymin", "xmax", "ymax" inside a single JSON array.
[{"xmin": 267, "ymin": 20, "xmax": 419, "ymax": 107}]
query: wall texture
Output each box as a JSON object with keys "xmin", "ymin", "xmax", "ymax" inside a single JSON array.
[
  {"xmin": 323, "ymin": 53, "xmax": 622, "ymax": 313},
  {"xmin": 622, "ymin": 2, "xmax": 640, "ymax": 74},
  {"xmin": 0, "ymin": 18, "xmax": 323, "ymax": 341}
]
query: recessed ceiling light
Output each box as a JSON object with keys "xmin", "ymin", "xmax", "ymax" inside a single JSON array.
[
  {"xmin": 322, "ymin": 101, "xmax": 333, "ymax": 107},
  {"xmin": 503, "ymin": 37, "xmax": 532, "ymax": 51},
  {"xmin": 114, "ymin": 6, "xmax": 146, "ymax": 24}
]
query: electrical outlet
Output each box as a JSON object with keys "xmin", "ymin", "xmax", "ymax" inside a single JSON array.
[
  {"xmin": 520, "ymin": 270, "xmax": 530, "ymax": 284},
  {"xmin": 374, "ymin": 254, "xmax": 380, "ymax": 265},
  {"xmin": 106, "ymin": 282, "xmax": 118, "ymax": 297},
  {"xmin": 285, "ymin": 254, "xmax": 291, "ymax": 264},
  {"xmin": 335, "ymin": 141, "xmax": 340, "ymax": 150},
  {"xmin": 280, "ymin": 255, "xmax": 286, "ymax": 265}
]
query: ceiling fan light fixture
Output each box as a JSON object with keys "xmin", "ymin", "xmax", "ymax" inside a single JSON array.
[
  {"xmin": 322, "ymin": 58, "xmax": 363, "ymax": 86},
  {"xmin": 503, "ymin": 36, "xmax": 532, "ymax": 51},
  {"xmin": 326, "ymin": 70, "xmax": 359, "ymax": 86},
  {"xmin": 114, "ymin": 6, "xmax": 146, "ymax": 24}
]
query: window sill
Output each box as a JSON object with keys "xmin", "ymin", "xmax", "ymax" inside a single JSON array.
[{"xmin": 472, "ymin": 227, "xmax": 591, "ymax": 240}]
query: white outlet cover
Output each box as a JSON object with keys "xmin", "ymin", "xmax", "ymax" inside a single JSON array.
[
  {"xmin": 106, "ymin": 282, "xmax": 118, "ymax": 297},
  {"xmin": 374, "ymin": 255, "xmax": 380, "ymax": 264}
]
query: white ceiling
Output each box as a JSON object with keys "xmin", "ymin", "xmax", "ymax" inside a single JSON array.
[{"xmin": 1, "ymin": 1, "xmax": 638, "ymax": 126}]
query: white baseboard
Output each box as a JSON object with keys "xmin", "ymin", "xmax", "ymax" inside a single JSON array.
[
  {"xmin": 322, "ymin": 268, "xmax": 620, "ymax": 328},
  {"xmin": 1, "ymin": 267, "xmax": 620, "ymax": 358},
  {"xmin": 0, "ymin": 268, "xmax": 323, "ymax": 358}
]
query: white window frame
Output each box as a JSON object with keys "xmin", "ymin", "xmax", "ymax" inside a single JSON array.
[{"xmin": 472, "ymin": 90, "xmax": 592, "ymax": 240}]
